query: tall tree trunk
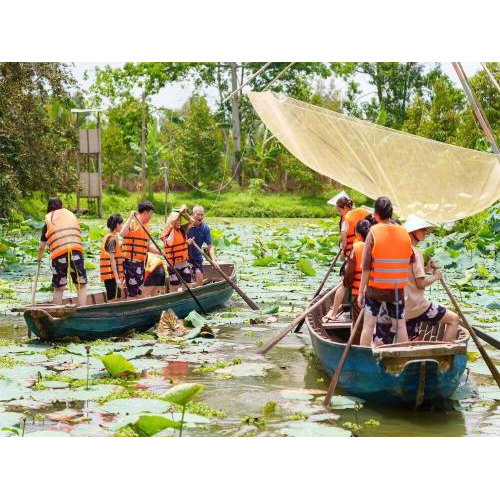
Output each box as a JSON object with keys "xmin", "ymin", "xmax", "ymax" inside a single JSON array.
[
  {"xmin": 230, "ymin": 62, "xmax": 242, "ymax": 186},
  {"xmin": 141, "ymin": 92, "xmax": 146, "ymax": 196}
]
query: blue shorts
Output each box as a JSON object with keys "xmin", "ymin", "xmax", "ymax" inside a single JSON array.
[{"xmin": 189, "ymin": 259, "xmax": 204, "ymax": 274}]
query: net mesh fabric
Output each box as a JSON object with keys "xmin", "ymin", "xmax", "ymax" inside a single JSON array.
[{"xmin": 249, "ymin": 91, "xmax": 500, "ymax": 223}]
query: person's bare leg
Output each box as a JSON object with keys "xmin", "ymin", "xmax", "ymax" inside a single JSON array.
[
  {"xmin": 195, "ymin": 270, "xmax": 203, "ymax": 287},
  {"xmin": 77, "ymin": 284, "xmax": 87, "ymax": 307},
  {"xmin": 53, "ymin": 285, "xmax": 65, "ymax": 305},
  {"xmin": 441, "ymin": 310, "xmax": 459, "ymax": 342},
  {"xmin": 360, "ymin": 314, "xmax": 377, "ymax": 346},
  {"xmin": 325, "ymin": 285, "xmax": 346, "ymax": 320},
  {"xmin": 395, "ymin": 318, "xmax": 409, "ymax": 343}
]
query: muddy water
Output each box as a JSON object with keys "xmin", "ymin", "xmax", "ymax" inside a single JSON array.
[{"xmin": 0, "ymin": 217, "xmax": 498, "ymax": 437}]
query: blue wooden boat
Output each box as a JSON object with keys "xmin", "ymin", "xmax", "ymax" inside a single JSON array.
[
  {"xmin": 306, "ymin": 288, "xmax": 470, "ymax": 407},
  {"xmin": 14, "ymin": 264, "xmax": 236, "ymax": 342}
]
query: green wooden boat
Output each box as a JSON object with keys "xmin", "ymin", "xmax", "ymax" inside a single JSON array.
[{"xmin": 13, "ymin": 263, "xmax": 236, "ymax": 342}]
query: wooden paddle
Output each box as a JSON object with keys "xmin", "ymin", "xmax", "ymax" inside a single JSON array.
[
  {"xmin": 473, "ymin": 326, "xmax": 500, "ymax": 350},
  {"xmin": 323, "ymin": 309, "xmax": 364, "ymax": 407},
  {"xmin": 293, "ymin": 250, "xmax": 341, "ymax": 333},
  {"xmin": 133, "ymin": 214, "xmax": 207, "ymax": 315},
  {"xmin": 190, "ymin": 240, "xmax": 260, "ymax": 310},
  {"xmin": 440, "ymin": 277, "xmax": 500, "ymax": 388},
  {"xmin": 31, "ymin": 260, "xmax": 41, "ymax": 305},
  {"xmin": 257, "ymin": 284, "xmax": 341, "ymax": 355}
]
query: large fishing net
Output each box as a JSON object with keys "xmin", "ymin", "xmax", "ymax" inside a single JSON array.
[{"xmin": 249, "ymin": 91, "xmax": 500, "ymax": 223}]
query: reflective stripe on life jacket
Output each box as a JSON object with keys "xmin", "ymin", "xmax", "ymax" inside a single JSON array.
[
  {"xmin": 45, "ymin": 208, "xmax": 84, "ymax": 261},
  {"xmin": 100, "ymin": 233, "xmax": 124, "ymax": 282},
  {"xmin": 144, "ymin": 253, "xmax": 166, "ymax": 283},
  {"xmin": 344, "ymin": 207, "xmax": 370, "ymax": 253},
  {"xmin": 351, "ymin": 241, "xmax": 364, "ymax": 296},
  {"xmin": 369, "ymin": 224, "xmax": 413, "ymax": 290},
  {"xmin": 164, "ymin": 228, "xmax": 189, "ymax": 265},
  {"xmin": 122, "ymin": 221, "xmax": 149, "ymax": 262}
]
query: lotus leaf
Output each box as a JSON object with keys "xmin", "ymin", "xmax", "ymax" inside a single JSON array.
[
  {"xmin": 281, "ymin": 422, "xmax": 351, "ymax": 437},
  {"xmin": 0, "ymin": 380, "xmax": 31, "ymax": 401},
  {"xmin": 0, "ymin": 411, "xmax": 24, "ymax": 429},
  {"xmin": 161, "ymin": 383, "xmax": 205, "ymax": 406},
  {"xmin": 295, "ymin": 258, "xmax": 316, "ymax": 276},
  {"xmin": 316, "ymin": 395, "xmax": 365, "ymax": 409},
  {"xmin": 32, "ymin": 384, "xmax": 119, "ymax": 402},
  {"xmin": 100, "ymin": 353, "xmax": 136, "ymax": 377},
  {"xmin": 0, "ymin": 365, "xmax": 50, "ymax": 381},
  {"xmin": 25, "ymin": 430, "xmax": 71, "ymax": 437},
  {"xmin": 131, "ymin": 415, "xmax": 181, "ymax": 437},
  {"xmin": 215, "ymin": 363, "xmax": 272, "ymax": 378}
]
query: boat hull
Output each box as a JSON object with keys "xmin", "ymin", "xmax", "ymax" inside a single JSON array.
[
  {"xmin": 309, "ymin": 331, "xmax": 468, "ymax": 406},
  {"xmin": 22, "ymin": 265, "xmax": 236, "ymax": 342}
]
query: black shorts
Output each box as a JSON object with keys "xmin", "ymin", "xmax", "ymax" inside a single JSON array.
[
  {"xmin": 189, "ymin": 259, "xmax": 204, "ymax": 274},
  {"xmin": 50, "ymin": 251, "xmax": 88, "ymax": 289},
  {"xmin": 104, "ymin": 279, "xmax": 122, "ymax": 300},
  {"xmin": 365, "ymin": 296, "xmax": 405, "ymax": 345},
  {"xmin": 123, "ymin": 259, "xmax": 145, "ymax": 297},
  {"xmin": 144, "ymin": 266, "xmax": 166, "ymax": 287},
  {"xmin": 406, "ymin": 303, "xmax": 447, "ymax": 340},
  {"xmin": 169, "ymin": 265, "xmax": 193, "ymax": 287}
]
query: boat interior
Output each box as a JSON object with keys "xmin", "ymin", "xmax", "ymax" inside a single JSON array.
[
  {"xmin": 13, "ymin": 263, "xmax": 234, "ymax": 311},
  {"xmin": 307, "ymin": 288, "xmax": 469, "ymax": 350}
]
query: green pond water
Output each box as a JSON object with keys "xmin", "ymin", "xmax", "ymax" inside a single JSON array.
[{"xmin": 0, "ymin": 217, "xmax": 499, "ymax": 437}]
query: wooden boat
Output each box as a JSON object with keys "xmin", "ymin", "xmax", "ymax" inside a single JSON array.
[
  {"xmin": 306, "ymin": 287, "xmax": 470, "ymax": 407},
  {"xmin": 12, "ymin": 263, "xmax": 236, "ymax": 342}
]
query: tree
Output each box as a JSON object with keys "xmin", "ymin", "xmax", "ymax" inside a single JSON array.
[
  {"xmin": 175, "ymin": 96, "xmax": 224, "ymax": 189},
  {"xmin": 0, "ymin": 62, "xmax": 75, "ymax": 217}
]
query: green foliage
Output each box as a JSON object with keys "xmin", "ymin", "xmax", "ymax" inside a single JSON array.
[
  {"xmin": 161, "ymin": 382, "xmax": 205, "ymax": 406},
  {"xmin": 99, "ymin": 353, "xmax": 136, "ymax": 377}
]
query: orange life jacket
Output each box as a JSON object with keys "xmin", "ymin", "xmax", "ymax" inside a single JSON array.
[
  {"xmin": 144, "ymin": 253, "xmax": 165, "ymax": 282},
  {"xmin": 344, "ymin": 207, "xmax": 370, "ymax": 253},
  {"xmin": 45, "ymin": 208, "xmax": 84, "ymax": 261},
  {"xmin": 163, "ymin": 227, "xmax": 189, "ymax": 265},
  {"xmin": 369, "ymin": 224, "xmax": 413, "ymax": 290},
  {"xmin": 100, "ymin": 233, "xmax": 124, "ymax": 282},
  {"xmin": 351, "ymin": 241, "xmax": 364, "ymax": 296},
  {"xmin": 122, "ymin": 221, "xmax": 149, "ymax": 262}
]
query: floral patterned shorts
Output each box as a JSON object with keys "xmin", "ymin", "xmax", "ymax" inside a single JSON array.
[
  {"xmin": 123, "ymin": 259, "xmax": 145, "ymax": 297},
  {"xmin": 51, "ymin": 251, "xmax": 88, "ymax": 289},
  {"xmin": 405, "ymin": 303, "xmax": 447, "ymax": 340}
]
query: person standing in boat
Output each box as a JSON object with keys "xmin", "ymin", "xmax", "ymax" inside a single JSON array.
[
  {"xmin": 324, "ymin": 219, "xmax": 372, "ymax": 324},
  {"xmin": 185, "ymin": 204, "xmax": 219, "ymax": 287},
  {"xmin": 357, "ymin": 197, "xmax": 414, "ymax": 346},
  {"xmin": 100, "ymin": 214, "xmax": 124, "ymax": 301},
  {"xmin": 142, "ymin": 252, "xmax": 167, "ymax": 297},
  {"xmin": 37, "ymin": 197, "xmax": 88, "ymax": 307},
  {"xmin": 120, "ymin": 201, "xmax": 160, "ymax": 297},
  {"xmin": 324, "ymin": 197, "xmax": 371, "ymax": 321},
  {"xmin": 403, "ymin": 215, "xmax": 458, "ymax": 342},
  {"xmin": 161, "ymin": 209, "xmax": 194, "ymax": 293}
]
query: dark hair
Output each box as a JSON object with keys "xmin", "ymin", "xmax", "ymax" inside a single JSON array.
[
  {"xmin": 107, "ymin": 213, "xmax": 123, "ymax": 231},
  {"xmin": 374, "ymin": 196, "xmax": 393, "ymax": 220},
  {"xmin": 138, "ymin": 200, "xmax": 154, "ymax": 214},
  {"xmin": 47, "ymin": 197, "xmax": 63, "ymax": 213},
  {"xmin": 355, "ymin": 219, "xmax": 371, "ymax": 241},
  {"xmin": 364, "ymin": 213, "xmax": 377, "ymax": 226},
  {"xmin": 336, "ymin": 196, "xmax": 353, "ymax": 210}
]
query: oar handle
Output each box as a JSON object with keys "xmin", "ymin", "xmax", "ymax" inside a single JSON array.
[
  {"xmin": 190, "ymin": 240, "xmax": 260, "ymax": 311},
  {"xmin": 323, "ymin": 309, "xmax": 364, "ymax": 407},
  {"xmin": 133, "ymin": 215, "xmax": 207, "ymax": 315},
  {"xmin": 31, "ymin": 260, "xmax": 42, "ymax": 305},
  {"xmin": 440, "ymin": 277, "xmax": 500, "ymax": 388},
  {"xmin": 258, "ymin": 284, "xmax": 341, "ymax": 355},
  {"xmin": 293, "ymin": 251, "xmax": 341, "ymax": 334}
]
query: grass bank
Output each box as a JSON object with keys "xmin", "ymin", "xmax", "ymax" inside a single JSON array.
[{"xmin": 19, "ymin": 188, "xmax": 371, "ymax": 220}]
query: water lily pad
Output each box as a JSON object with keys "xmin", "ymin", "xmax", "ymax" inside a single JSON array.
[
  {"xmin": 70, "ymin": 423, "xmax": 109, "ymax": 437},
  {"xmin": 32, "ymin": 384, "xmax": 120, "ymax": 403},
  {"xmin": 0, "ymin": 380, "xmax": 31, "ymax": 401},
  {"xmin": 296, "ymin": 258, "xmax": 316, "ymax": 276},
  {"xmin": 42, "ymin": 381, "xmax": 69, "ymax": 389},
  {"xmin": 46, "ymin": 408, "xmax": 90, "ymax": 425},
  {"xmin": 0, "ymin": 411, "xmax": 24, "ymax": 429},
  {"xmin": 184, "ymin": 310, "xmax": 207, "ymax": 329},
  {"xmin": 131, "ymin": 358, "xmax": 167, "ymax": 372},
  {"xmin": 281, "ymin": 390, "xmax": 314, "ymax": 401},
  {"xmin": 13, "ymin": 354, "xmax": 48, "ymax": 363},
  {"xmin": 449, "ymin": 384, "xmax": 475, "ymax": 400},
  {"xmin": 121, "ymin": 346, "xmax": 154, "ymax": 360},
  {"xmin": 151, "ymin": 345, "xmax": 181, "ymax": 357},
  {"xmin": 100, "ymin": 398, "xmax": 171, "ymax": 415},
  {"xmin": 0, "ymin": 365, "xmax": 50, "ymax": 381},
  {"xmin": 25, "ymin": 430, "xmax": 71, "ymax": 437},
  {"xmin": 469, "ymin": 362, "xmax": 494, "ymax": 376},
  {"xmin": 4, "ymin": 399, "xmax": 48, "ymax": 410},
  {"xmin": 281, "ymin": 421, "xmax": 351, "ymax": 437},
  {"xmin": 308, "ymin": 412, "xmax": 341, "ymax": 422},
  {"xmin": 59, "ymin": 367, "xmax": 104, "ymax": 380},
  {"xmin": 316, "ymin": 395, "xmax": 365, "ymax": 409},
  {"xmin": 478, "ymin": 387, "xmax": 500, "ymax": 401},
  {"xmin": 215, "ymin": 363, "xmax": 272, "ymax": 378}
]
